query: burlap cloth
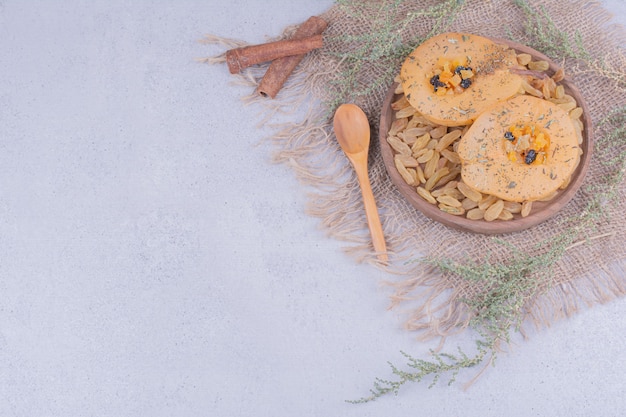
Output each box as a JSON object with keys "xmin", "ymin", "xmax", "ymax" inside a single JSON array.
[{"xmin": 204, "ymin": 0, "xmax": 626, "ymax": 346}]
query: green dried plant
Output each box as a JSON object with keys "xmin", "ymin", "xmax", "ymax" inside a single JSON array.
[
  {"xmin": 512, "ymin": 0, "xmax": 626, "ymax": 92},
  {"xmin": 512, "ymin": 0, "xmax": 591, "ymax": 61},
  {"xmin": 326, "ymin": 0, "xmax": 465, "ymax": 112},
  {"xmin": 348, "ymin": 343, "xmax": 490, "ymax": 403}
]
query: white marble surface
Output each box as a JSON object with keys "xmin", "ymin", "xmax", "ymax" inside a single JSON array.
[{"xmin": 0, "ymin": 1, "xmax": 624, "ymax": 416}]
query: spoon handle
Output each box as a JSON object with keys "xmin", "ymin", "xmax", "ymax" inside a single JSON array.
[{"xmin": 352, "ymin": 159, "xmax": 388, "ymax": 263}]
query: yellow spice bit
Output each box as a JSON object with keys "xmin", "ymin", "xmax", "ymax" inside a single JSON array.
[
  {"xmin": 449, "ymin": 74, "xmax": 462, "ymax": 87},
  {"xmin": 508, "ymin": 151, "xmax": 518, "ymax": 162},
  {"xmin": 533, "ymin": 132, "xmax": 549, "ymax": 149},
  {"xmin": 460, "ymin": 69, "xmax": 474, "ymax": 79}
]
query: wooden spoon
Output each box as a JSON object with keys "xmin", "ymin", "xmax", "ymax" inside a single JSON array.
[{"xmin": 333, "ymin": 104, "xmax": 388, "ymax": 262}]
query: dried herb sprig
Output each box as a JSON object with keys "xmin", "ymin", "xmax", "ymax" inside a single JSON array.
[
  {"xmin": 349, "ymin": 229, "xmax": 582, "ymax": 402},
  {"xmin": 512, "ymin": 0, "xmax": 591, "ymax": 61},
  {"xmin": 586, "ymin": 106, "xmax": 626, "ymax": 203},
  {"xmin": 326, "ymin": 0, "xmax": 465, "ymax": 112},
  {"xmin": 578, "ymin": 54, "xmax": 626, "ymax": 93},
  {"xmin": 348, "ymin": 342, "xmax": 490, "ymax": 403},
  {"xmin": 514, "ymin": 0, "xmax": 626, "ymax": 93}
]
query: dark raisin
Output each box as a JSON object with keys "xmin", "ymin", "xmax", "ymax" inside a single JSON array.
[
  {"xmin": 460, "ymin": 78, "xmax": 472, "ymax": 89},
  {"xmin": 453, "ymin": 66, "xmax": 467, "ymax": 75},
  {"xmin": 429, "ymin": 74, "xmax": 446, "ymax": 92},
  {"xmin": 455, "ymin": 66, "xmax": 473, "ymax": 75},
  {"xmin": 504, "ymin": 131, "xmax": 515, "ymax": 141},
  {"xmin": 525, "ymin": 149, "xmax": 537, "ymax": 164}
]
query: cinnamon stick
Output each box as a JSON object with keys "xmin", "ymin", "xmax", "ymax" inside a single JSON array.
[
  {"xmin": 226, "ymin": 34, "xmax": 323, "ymax": 74},
  {"xmin": 257, "ymin": 16, "xmax": 328, "ymax": 98}
]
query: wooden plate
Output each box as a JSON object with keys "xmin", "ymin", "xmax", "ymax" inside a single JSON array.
[{"xmin": 379, "ymin": 38, "xmax": 593, "ymax": 234}]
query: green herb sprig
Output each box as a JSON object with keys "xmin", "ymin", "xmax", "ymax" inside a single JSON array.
[
  {"xmin": 512, "ymin": 0, "xmax": 591, "ymax": 61},
  {"xmin": 326, "ymin": 0, "xmax": 465, "ymax": 112}
]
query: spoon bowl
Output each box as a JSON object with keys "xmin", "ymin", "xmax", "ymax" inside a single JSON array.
[
  {"xmin": 333, "ymin": 104, "xmax": 388, "ymax": 262},
  {"xmin": 333, "ymin": 104, "xmax": 371, "ymax": 154}
]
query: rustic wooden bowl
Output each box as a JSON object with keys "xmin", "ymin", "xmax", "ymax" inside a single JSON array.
[{"xmin": 379, "ymin": 39, "xmax": 593, "ymax": 234}]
